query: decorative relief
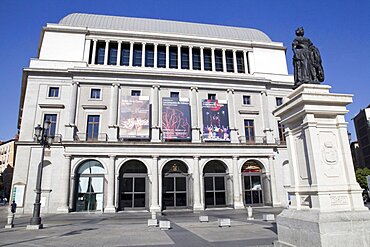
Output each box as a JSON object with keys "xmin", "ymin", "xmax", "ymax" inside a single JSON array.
[
  {"xmin": 321, "ymin": 141, "xmax": 338, "ymax": 166},
  {"xmin": 330, "ymin": 195, "xmax": 349, "ymax": 206}
]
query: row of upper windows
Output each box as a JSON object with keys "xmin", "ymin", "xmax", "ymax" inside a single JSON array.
[
  {"xmin": 88, "ymin": 40, "xmax": 249, "ymax": 73},
  {"xmin": 47, "ymin": 86, "xmax": 284, "ymax": 106}
]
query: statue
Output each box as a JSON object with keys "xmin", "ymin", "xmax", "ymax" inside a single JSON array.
[{"xmin": 292, "ymin": 27, "xmax": 324, "ymax": 88}]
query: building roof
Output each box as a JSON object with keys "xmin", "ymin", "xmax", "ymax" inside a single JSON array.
[{"xmin": 59, "ymin": 13, "xmax": 272, "ymax": 43}]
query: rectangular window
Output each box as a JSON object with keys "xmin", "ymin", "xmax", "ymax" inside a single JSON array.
[
  {"xmin": 157, "ymin": 45, "xmax": 166, "ymax": 68},
  {"xmin": 169, "ymin": 46, "xmax": 178, "ymax": 69},
  {"xmin": 95, "ymin": 41, "xmax": 105, "ymax": 65},
  {"xmin": 226, "ymin": 50, "xmax": 234, "ymax": 72},
  {"xmin": 278, "ymin": 121, "xmax": 286, "ymax": 144},
  {"xmin": 90, "ymin": 88, "xmax": 101, "ymax": 99},
  {"xmin": 131, "ymin": 90, "xmax": 141, "ymax": 96},
  {"xmin": 236, "ymin": 51, "xmax": 245, "ymax": 73},
  {"xmin": 170, "ymin": 92, "xmax": 179, "ymax": 98},
  {"xmin": 133, "ymin": 43, "xmax": 142, "ymax": 67},
  {"xmin": 244, "ymin": 120, "xmax": 255, "ymax": 143},
  {"xmin": 203, "ymin": 48, "xmax": 212, "ymax": 71},
  {"xmin": 48, "ymin": 87, "xmax": 59, "ymax": 98},
  {"xmin": 243, "ymin": 95, "xmax": 251, "ymax": 105},
  {"xmin": 44, "ymin": 114, "xmax": 57, "ymax": 136},
  {"xmin": 192, "ymin": 47, "xmax": 201, "ymax": 70},
  {"xmin": 108, "ymin": 42, "xmax": 118, "ymax": 65},
  {"xmin": 120, "ymin": 43, "xmax": 130, "ymax": 66},
  {"xmin": 208, "ymin": 93, "xmax": 216, "ymax": 100},
  {"xmin": 87, "ymin": 115, "xmax": 100, "ymax": 141},
  {"xmin": 276, "ymin": 97, "xmax": 283, "ymax": 106},
  {"xmin": 181, "ymin": 47, "xmax": 189, "ymax": 69},
  {"xmin": 145, "ymin": 44, "xmax": 154, "ymax": 67},
  {"xmin": 215, "ymin": 49, "xmax": 223, "ymax": 71}
]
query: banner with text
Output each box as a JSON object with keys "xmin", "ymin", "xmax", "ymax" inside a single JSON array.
[
  {"xmin": 202, "ymin": 99, "xmax": 230, "ymax": 141},
  {"xmin": 119, "ymin": 95, "xmax": 150, "ymax": 139},
  {"xmin": 162, "ymin": 97, "xmax": 191, "ymax": 140}
]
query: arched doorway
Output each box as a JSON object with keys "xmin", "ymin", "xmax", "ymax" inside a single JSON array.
[
  {"xmin": 242, "ymin": 160, "xmax": 264, "ymax": 206},
  {"xmin": 203, "ymin": 160, "xmax": 228, "ymax": 208},
  {"xmin": 162, "ymin": 161, "xmax": 189, "ymax": 209},
  {"xmin": 119, "ymin": 160, "xmax": 148, "ymax": 210},
  {"xmin": 75, "ymin": 160, "xmax": 105, "ymax": 212}
]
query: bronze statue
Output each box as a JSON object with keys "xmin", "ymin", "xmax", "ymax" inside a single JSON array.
[{"xmin": 292, "ymin": 27, "xmax": 324, "ymax": 88}]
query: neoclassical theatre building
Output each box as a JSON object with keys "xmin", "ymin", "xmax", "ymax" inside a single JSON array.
[{"xmin": 13, "ymin": 13, "xmax": 293, "ymax": 214}]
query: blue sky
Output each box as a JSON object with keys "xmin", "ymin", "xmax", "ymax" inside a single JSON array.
[{"xmin": 0, "ymin": 0, "xmax": 369, "ymax": 141}]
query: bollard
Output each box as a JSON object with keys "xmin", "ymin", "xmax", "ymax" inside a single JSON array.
[
  {"xmin": 5, "ymin": 214, "xmax": 15, "ymax": 229},
  {"xmin": 247, "ymin": 206, "xmax": 254, "ymax": 220}
]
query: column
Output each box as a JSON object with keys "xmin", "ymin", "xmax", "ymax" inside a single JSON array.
[
  {"xmin": 116, "ymin": 41, "xmax": 122, "ymax": 66},
  {"xmin": 232, "ymin": 156, "xmax": 244, "ymax": 209},
  {"xmin": 69, "ymin": 175, "xmax": 76, "ymax": 211},
  {"xmin": 233, "ymin": 49, "xmax": 237, "ymax": 73},
  {"xmin": 105, "ymin": 155, "xmax": 116, "ymax": 213},
  {"xmin": 189, "ymin": 46, "xmax": 193, "ymax": 70},
  {"xmin": 261, "ymin": 91, "xmax": 274, "ymax": 143},
  {"xmin": 165, "ymin": 44, "xmax": 170, "ymax": 69},
  {"xmin": 227, "ymin": 88, "xmax": 239, "ymax": 143},
  {"xmin": 108, "ymin": 83, "xmax": 119, "ymax": 141},
  {"xmin": 190, "ymin": 87, "xmax": 201, "ymax": 143},
  {"xmin": 57, "ymin": 154, "xmax": 72, "ymax": 213},
  {"xmin": 193, "ymin": 156, "xmax": 203, "ymax": 210},
  {"xmin": 243, "ymin": 51, "xmax": 249, "ymax": 74},
  {"xmin": 178, "ymin": 45, "xmax": 181, "ymax": 69},
  {"xmin": 154, "ymin": 43, "xmax": 158, "ymax": 68},
  {"xmin": 211, "ymin": 48, "xmax": 216, "ymax": 72},
  {"xmin": 222, "ymin": 49, "xmax": 227, "ymax": 72},
  {"xmin": 65, "ymin": 81, "xmax": 79, "ymax": 141},
  {"xmin": 91, "ymin": 39, "xmax": 97, "ymax": 65},
  {"xmin": 200, "ymin": 47, "xmax": 204, "ymax": 71},
  {"xmin": 150, "ymin": 156, "xmax": 160, "ymax": 212},
  {"xmin": 104, "ymin": 40, "xmax": 109, "ymax": 65},
  {"xmin": 151, "ymin": 85, "xmax": 161, "ymax": 142},
  {"xmin": 247, "ymin": 51, "xmax": 255, "ymax": 74},
  {"xmin": 269, "ymin": 155, "xmax": 279, "ymax": 206},
  {"xmin": 141, "ymin": 42, "xmax": 146, "ymax": 67},
  {"xmin": 129, "ymin": 42, "xmax": 134, "ymax": 67}
]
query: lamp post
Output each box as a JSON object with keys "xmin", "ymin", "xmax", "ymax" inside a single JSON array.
[{"xmin": 27, "ymin": 120, "xmax": 54, "ymax": 230}]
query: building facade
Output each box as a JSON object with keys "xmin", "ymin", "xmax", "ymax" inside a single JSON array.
[
  {"xmin": 353, "ymin": 105, "xmax": 370, "ymax": 168},
  {"xmin": 13, "ymin": 13, "xmax": 293, "ymax": 214},
  {"xmin": 0, "ymin": 139, "xmax": 16, "ymax": 199}
]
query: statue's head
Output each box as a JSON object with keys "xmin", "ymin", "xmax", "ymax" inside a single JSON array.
[{"xmin": 295, "ymin": 27, "xmax": 304, "ymax": 37}]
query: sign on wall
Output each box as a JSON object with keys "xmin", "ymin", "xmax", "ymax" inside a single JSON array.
[
  {"xmin": 162, "ymin": 97, "xmax": 191, "ymax": 140},
  {"xmin": 202, "ymin": 99, "xmax": 230, "ymax": 141},
  {"xmin": 11, "ymin": 184, "xmax": 25, "ymax": 207},
  {"xmin": 119, "ymin": 95, "xmax": 150, "ymax": 139}
]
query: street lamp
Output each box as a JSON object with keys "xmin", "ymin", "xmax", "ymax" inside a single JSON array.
[{"xmin": 28, "ymin": 120, "xmax": 53, "ymax": 229}]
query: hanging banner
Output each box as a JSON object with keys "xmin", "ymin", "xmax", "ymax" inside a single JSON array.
[
  {"xmin": 162, "ymin": 97, "xmax": 191, "ymax": 140},
  {"xmin": 119, "ymin": 95, "xmax": 150, "ymax": 139},
  {"xmin": 202, "ymin": 99, "xmax": 230, "ymax": 141}
]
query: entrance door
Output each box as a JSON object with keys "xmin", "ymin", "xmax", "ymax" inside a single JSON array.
[
  {"xmin": 204, "ymin": 175, "xmax": 226, "ymax": 207},
  {"xmin": 120, "ymin": 175, "xmax": 147, "ymax": 209},
  {"xmin": 163, "ymin": 174, "xmax": 188, "ymax": 208},
  {"xmin": 243, "ymin": 174, "xmax": 263, "ymax": 205}
]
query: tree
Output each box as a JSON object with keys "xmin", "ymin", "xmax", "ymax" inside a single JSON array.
[{"xmin": 355, "ymin": 168, "xmax": 370, "ymax": 189}]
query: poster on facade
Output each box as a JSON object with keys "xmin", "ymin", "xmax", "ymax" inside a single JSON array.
[
  {"xmin": 119, "ymin": 95, "xmax": 150, "ymax": 139},
  {"xmin": 202, "ymin": 99, "xmax": 230, "ymax": 141},
  {"xmin": 11, "ymin": 184, "xmax": 25, "ymax": 207},
  {"xmin": 162, "ymin": 97, "xmax": 191, "ymax": 140}
]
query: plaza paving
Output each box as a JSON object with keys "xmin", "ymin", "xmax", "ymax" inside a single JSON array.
[{"xmin": 0, "ymin": 205, "xmax": 283, "ymax": 247}]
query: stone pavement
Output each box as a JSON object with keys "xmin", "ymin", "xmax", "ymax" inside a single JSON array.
[{"xmin": 0, "ymin": 205, "xmax": 283, "ymax": 247}]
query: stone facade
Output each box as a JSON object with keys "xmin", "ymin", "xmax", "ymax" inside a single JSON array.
[{"xmin": 12, "ymin": 13, "xmax": 293, "ymax": 214}]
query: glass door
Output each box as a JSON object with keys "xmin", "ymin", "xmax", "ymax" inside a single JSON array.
[
  {"xmin": 120, "ymin": 175, "xmax": 147, "ymax": 209},
  {"xmin": 76, "ymin": 176, "xmax": 104, "ymax": 212},
  {"xmin": 163, "ymin": 175, "xmax": 188, "ymax": 208},
  {"xmin": 204, "ymin": 175, "xmax": 226, "ymax": 207},
  {"xmin": 243, "ymin": 174, "xmax": 263, "ymax": 205}
]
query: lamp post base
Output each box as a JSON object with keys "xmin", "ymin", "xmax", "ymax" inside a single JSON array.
[{"xmin": 26, "ymin": 224, "xmax": 43, "ymax": 230}]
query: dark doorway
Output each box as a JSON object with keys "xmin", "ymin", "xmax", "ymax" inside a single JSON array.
[
  {"xmin": 242, "ymin": 161, "xmax": 264, "ymax": 206},
  {"xmin": 203, "ymin": 161, "xmax": 228, "ymax": 207},
  {"xmin": 119, "ymin": 160, "xmax": 148, "ymax": 210},
  {"xmin": 162, "ymin": 161, "xmax": 189, "ymax": 209}
]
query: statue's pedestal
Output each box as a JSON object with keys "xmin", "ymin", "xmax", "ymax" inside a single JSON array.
[{"xmin": 273, "ymin": 84, "xmax": 370, "ymax": 247}]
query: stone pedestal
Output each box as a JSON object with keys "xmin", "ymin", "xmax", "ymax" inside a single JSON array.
[{"xmin": 273, "ymin": 85, "xmax": 370, "ymax": 247}]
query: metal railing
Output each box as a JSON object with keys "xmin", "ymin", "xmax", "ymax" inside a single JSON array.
[
  {"xmin": 74, "ymin": 133, "xmax": 108, "ymax": 142},
  {"xmin": 238, "ymin": 136, "xmax": 267, "ymax": 145}
]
